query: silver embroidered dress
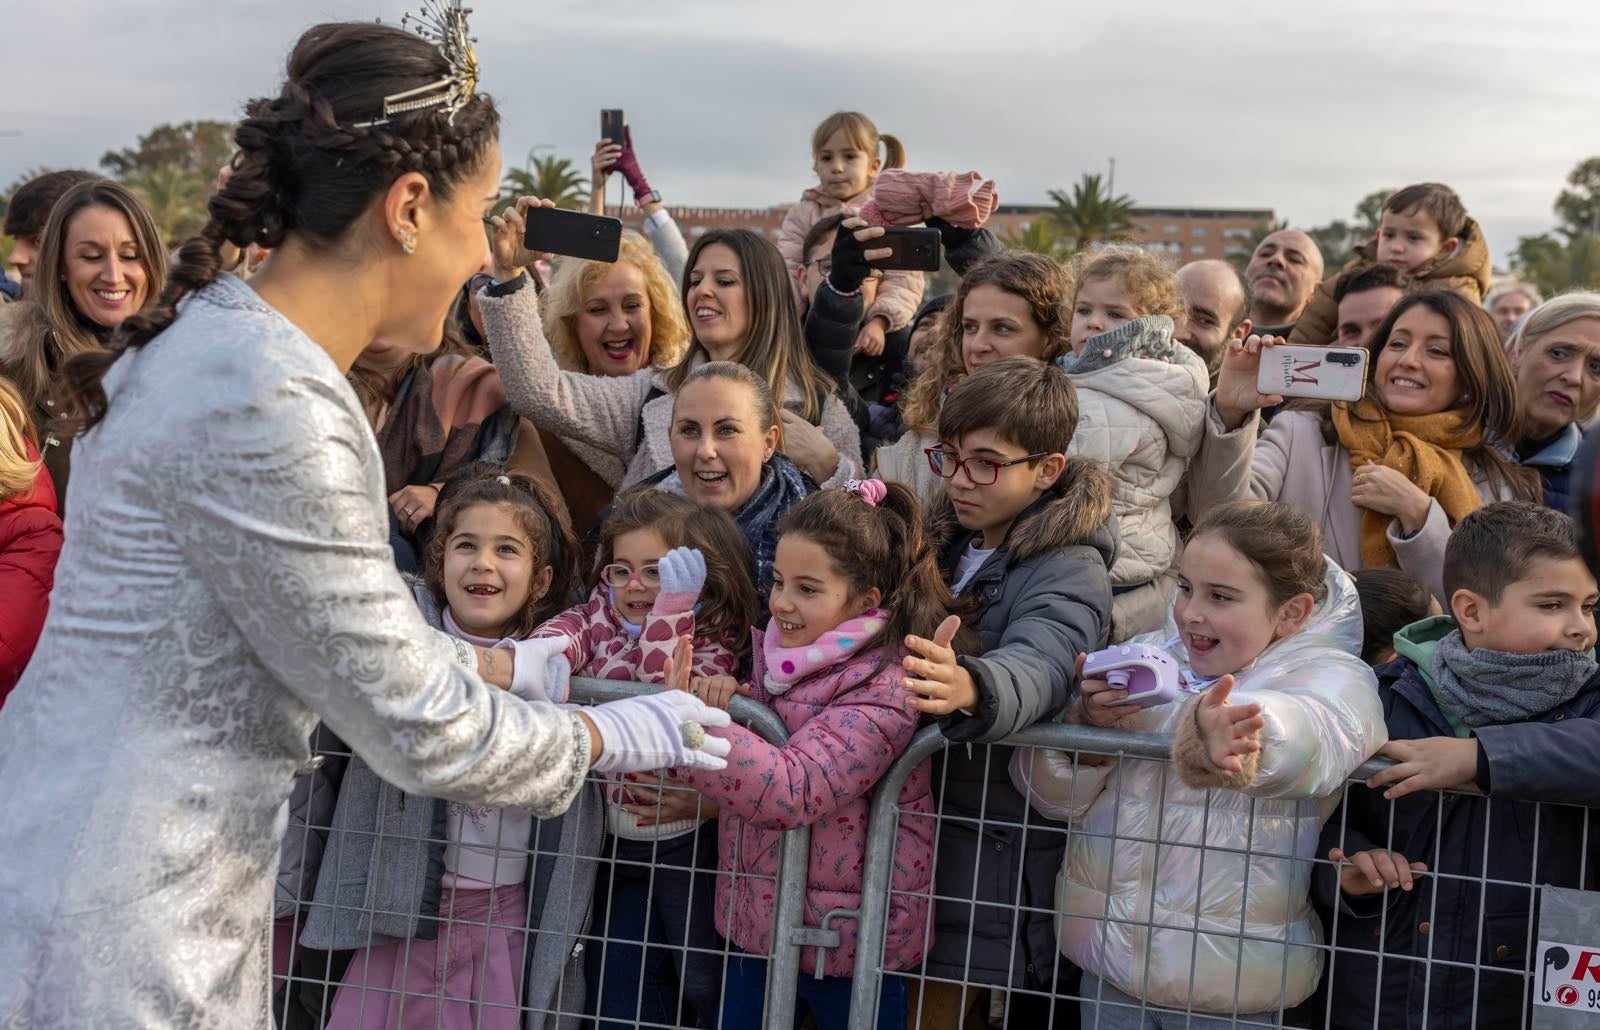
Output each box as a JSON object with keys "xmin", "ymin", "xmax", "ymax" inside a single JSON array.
[{"xmin": 0, "ymin": 275, "xmax": 591, "ymax": 1028}]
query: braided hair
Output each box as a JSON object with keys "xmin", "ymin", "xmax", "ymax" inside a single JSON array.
[{"xmin": 66, "ymin": 21, "xmax": 501, "ymax": 429}]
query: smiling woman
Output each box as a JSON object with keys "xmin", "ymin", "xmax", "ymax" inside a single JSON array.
[
  {"xmin": 1195, "ymin": 288, "xmax": 1541, "ymax": 602},
  {"xmin": 0, "ymin": 18, "xmax": 731, "ymax": 1026},
  {"xmin": 0, "ymin": 179, "xmax": 166, "ymax": 510}
]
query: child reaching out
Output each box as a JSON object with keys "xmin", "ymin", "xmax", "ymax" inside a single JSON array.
[
  {"xmin": 313, "ymin": 469, "xmax": 588, "ymax": 1030},
  {"xmin": 778, "ymin": 111, "xmax": 924, "ymax": 354},
  {"xmin": 1290, "ymin": 182, "xmax": 1491, "ymax": 346},
  {"xmin": 1014, "ymin": 500, "xmax": 1385, "ymax": 1025},
  {"xmin": 529, "ymin": 488, "xmax": 757, "ymax": 1030},
  {"xmin": 1317, "ymin": 503, "xmax": 1600, "ymax": 1029},
  {"xmin": 668, "ymin": 479, "xmax": 963, "ymax": 1030},
  {"xmin": 1058, "ymin": 245, "xmax": 1209, "ymax": 639}
]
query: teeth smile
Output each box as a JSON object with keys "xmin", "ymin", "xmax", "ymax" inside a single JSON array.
[
  {"xmin": 95, "ymin": 289, "xmax": 129, "ymax": 301},
  {"xmin": 1390, "ymin": 377, "xmax": 1425, "ymax": 389},
  {"xmin": 778, "ymin": 619, "xmax": 802, "ymax": 632},
  {"xmin": 464, "ymin": 584, "xmax": 500, "ymax": 596},
  {"xmin": 695, "ymin": 471, "xmax": 727, "ymax": 481},
  {"xmin": 696, "ymin": 308, "xmax": 720, "ymax": 319}
]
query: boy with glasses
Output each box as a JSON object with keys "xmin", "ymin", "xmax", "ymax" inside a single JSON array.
[{"xmin": 897, "ymin": 356, "xmax": 1118, "ymax": 1021}]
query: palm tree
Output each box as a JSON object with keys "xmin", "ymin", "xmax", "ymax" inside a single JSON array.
[
  {"xmin": 1000, "ymin": 218, "xmax": 1072, "ymax": 262},
  {"xmin": 499, "ymin": 149, "xmax": 588, "ymax": 211},
  {"xmin": 124, "ymin": 163, "xmax": 208, "ymax": 244},
  {"xmin": 1046, "ymin": 173, "xmax": 1137, "ymax": 251}
]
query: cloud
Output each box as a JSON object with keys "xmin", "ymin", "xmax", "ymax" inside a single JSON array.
[{"xmin": 5, "ymin": 0, "xmax": 1599, "ymax": 263}]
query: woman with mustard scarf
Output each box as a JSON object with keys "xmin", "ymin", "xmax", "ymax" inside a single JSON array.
[{"xmin": 1189, "ymin": 288, "xmax": 1538, "ymax": 603}]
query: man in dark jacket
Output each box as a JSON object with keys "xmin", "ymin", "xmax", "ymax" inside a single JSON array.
[
  {"xmin": 898, "ymin": 359, "xmax": 1116, "ymax": 1021},
  {"xmin": 1316, "ymin": 502, "xmax": 1600, "ymax": 1030}
]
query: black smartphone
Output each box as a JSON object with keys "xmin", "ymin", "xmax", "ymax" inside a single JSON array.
[
  {"xmin": 601, "ymin": 109, "xmax": 625, "ymax": 146},
  {"xmin": 523, "ymin": 207, "xmax": 622, "ymax": 262},
  {"xmin": 871, "ymin": 227, "xmax": 942, "ymax": 272}
]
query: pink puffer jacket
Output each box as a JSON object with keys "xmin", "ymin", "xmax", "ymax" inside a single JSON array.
[
  {"xmin": 672, "ymin": 630, "xmax": 933, "ymax": 976},
  {"xmin": 778, "ymin": 187, "xmax": 925, "ymax": 332}
]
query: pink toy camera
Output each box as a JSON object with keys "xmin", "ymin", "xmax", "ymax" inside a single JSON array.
[{"xmin": 1082, "ymin": 643, "xmax": 1182, "ymax": 710}]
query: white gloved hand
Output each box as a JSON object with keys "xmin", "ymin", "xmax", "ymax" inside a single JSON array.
[
  {"xmin": 497, "ymin": 634, "xmax": 575, "ymax": 704},
  {"xmin": 584, "ymin": 690, "xmax": 734, "ymax": 773}
]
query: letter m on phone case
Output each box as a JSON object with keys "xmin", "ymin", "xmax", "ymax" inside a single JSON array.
[{"xmin": 1287, "ymin": 359, "xmax": 1321, "ymax": 386}]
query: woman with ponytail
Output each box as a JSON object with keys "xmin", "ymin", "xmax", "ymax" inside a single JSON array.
[
  {"xmin": 0, "ymin": 18, "xmax": 731, "ymax": 1026},
  {"xmin": 666, "ymin": 479, "xmax": 967, "ymax": 1029}
]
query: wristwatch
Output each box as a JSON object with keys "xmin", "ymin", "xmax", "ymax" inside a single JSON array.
[{"xmin": 638, "ymin": 189, "xmax": 662, "ymax": 205}]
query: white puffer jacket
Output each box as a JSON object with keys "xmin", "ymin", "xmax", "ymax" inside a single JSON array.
[
  {"xmin": 1013, "ymin": 561, "xmax": 1384, "ymax": 1015},
  {"xmin": 1063, "ymin": 317, "xmax": 1207, "ymax": 592}
]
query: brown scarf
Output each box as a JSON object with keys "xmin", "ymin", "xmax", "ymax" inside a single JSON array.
[{"xmin": 1331, "ymin": 398, "xmax": 1483, "ymax": 568}]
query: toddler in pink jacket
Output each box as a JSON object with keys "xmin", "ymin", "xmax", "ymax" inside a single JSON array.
[
  {"xmin": 669, "ymin": 479, "xmax": 967, "ymax": 1030},
  {"xmin": 779, "ymin": 111, "xmax": 925, "ymax": 355}
]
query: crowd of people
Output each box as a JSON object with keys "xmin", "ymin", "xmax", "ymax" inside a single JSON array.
[{"xmin": 1, "ymin": 10, "xmax": 1598, "ymax": 1030}]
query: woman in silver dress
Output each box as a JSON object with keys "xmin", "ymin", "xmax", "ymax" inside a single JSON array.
[{"xmin": 0, "ymin": 17, "xmax": 730, "ymax": 1028}]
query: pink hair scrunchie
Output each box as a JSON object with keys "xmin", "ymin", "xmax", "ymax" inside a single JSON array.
[{"xmin": 845, "ymin": 479, "xmax": 888, "ymax": 506}]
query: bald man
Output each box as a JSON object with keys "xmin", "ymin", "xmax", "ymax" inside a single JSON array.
[
  {"xmin": 1175, "ymin": 259, "xmax": 1252, "ymax": 385},
  {"xmin": 1243, "ymin": 229, "xmax": 1324, "ymax": 337}
]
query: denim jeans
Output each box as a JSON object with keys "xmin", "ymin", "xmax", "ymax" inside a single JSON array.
[
  {"xmin": 718, "ymin": 953, "xmax": 907, "ymax": 1030},
  {"xmin": 584, "ymin": 822, "xmax": 724, "ymax": 1028}
]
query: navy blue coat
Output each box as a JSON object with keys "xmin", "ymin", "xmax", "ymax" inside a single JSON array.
[{"xmin": 1314, "ymin": 657, "xmax": 1600, "ymax": 1030}]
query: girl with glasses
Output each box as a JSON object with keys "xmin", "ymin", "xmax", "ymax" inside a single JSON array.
[{"xmin": 530, "ymin": 488, "xmax": 758, "ymax": 1029}]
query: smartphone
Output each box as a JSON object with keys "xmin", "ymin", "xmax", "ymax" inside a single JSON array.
[
  {"xmin": 1256, "ymin": 344, "xmax": 1369, "ymax": 402},
  {"xmin": 870, "ymin": 227, "xmax": 942, "ymax": 272},
  {"xmin": 523, "ymin": 207, "xmax": 622, "ymax": 262},
  {"xmin": 601, "ymin": 109, "xmax": 625, "ymax": 146}
]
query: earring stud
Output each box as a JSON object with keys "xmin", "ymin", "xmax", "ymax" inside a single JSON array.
[{"xmin": 399, "ymin": 232, "xmax": 418, "ymax": 255}]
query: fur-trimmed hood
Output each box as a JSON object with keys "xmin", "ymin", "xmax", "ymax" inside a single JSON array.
[{"xmin": 927, "ymin": 453, "xmax": 1118, "ymax": 570}]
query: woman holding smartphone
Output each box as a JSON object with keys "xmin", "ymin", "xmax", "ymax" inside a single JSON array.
[{"xmin": 1189, "ymin": 287, "xmax": 1538, "ymax": 603}]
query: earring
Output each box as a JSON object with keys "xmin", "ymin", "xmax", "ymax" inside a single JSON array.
[{"xmin": 399, "ymin": 231, "xmax": 418, "ymax": 255}]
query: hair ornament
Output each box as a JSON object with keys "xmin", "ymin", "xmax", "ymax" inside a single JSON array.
[
  {"xmin": 355, "ymin": 0, "xmax": 479, "ymax": 128},
  {"xmin": 845, "ymin": 479, "xmax": 887, "ymax": 507},
  {"xmin": 496, "ymin": 475, "xmax": 511, "ymax": 486}
]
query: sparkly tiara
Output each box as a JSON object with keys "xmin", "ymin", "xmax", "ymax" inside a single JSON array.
[{"xmin": 355, "ymin": 0, "xmax": 480, "ymax": 128}]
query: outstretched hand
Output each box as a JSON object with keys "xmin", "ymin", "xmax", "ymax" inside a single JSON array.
[
  {"xmin": 903, "ymin": 615, "xmax": 978, "ymax": 716},
  {"xmin": 1192, "ymin": 675, "xmax": 1264, "ymax": 774}
]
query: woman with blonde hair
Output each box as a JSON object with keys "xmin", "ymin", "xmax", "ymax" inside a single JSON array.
[
  {"xmin": 1504, "ymin": 290, "xmax": 1600, "ymax": 509},
  {"xmin": 0, "ymin": 375, "xmax": 62, "ymax": 705},
  {"xmin": 0, "ymin": 179, "xmax": 167, "ymax": 510}
]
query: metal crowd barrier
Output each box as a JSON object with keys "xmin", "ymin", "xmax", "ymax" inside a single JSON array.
[
  {"xmin": 269, "ymin": 678, "xmax": 811, "ymax": 1030},
  {"xmin": 270, "ymin": 687, "xmax": 1596, "ymax": 1030}
]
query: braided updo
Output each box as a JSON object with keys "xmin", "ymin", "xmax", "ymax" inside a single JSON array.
[{"xmin": 67, "ymin": 21, "xmax": 500, "ymax": 428}]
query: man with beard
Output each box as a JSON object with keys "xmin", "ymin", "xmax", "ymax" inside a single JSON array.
[{"xmin": 1175, "ymin": 259, "xmax": 1252, "ymax": 387}]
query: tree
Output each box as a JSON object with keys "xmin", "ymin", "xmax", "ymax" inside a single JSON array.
[
  {"xmin": 499, "ymin": 149, "xmax": 588, "ymax": 211},
  {"xmin": 1511, "ymin": 231, "xmax": 1600, "ymax": 295},
  {"xmin": 1353, "ymin": 188, "xmax": 1390, "ymax": 237},
  {"xmin": 1045, "ymin": 173, "xmax": 1136, "ymax": 251},
  {"xmin": 1555, "ymin": 157, "xmax": 1600, "ymax": 237},
  {"xmin": 101, "ymin": 120, "xmax": 235, "ymax": 182},
  {"xmin": 125, "ymin": 163, "xmax": 208, "ymax": 244},
  {"xmin": 1000, "ymin": 218, "xmax": 1072, "ymax": 262}
]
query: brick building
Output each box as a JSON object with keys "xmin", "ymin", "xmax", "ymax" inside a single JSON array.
[{"xmin": 601, "ymin": 202, "xmax": 1274, "ymax": 266}]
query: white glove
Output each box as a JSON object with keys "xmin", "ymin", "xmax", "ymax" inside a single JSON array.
[
  {"xmin": 497, "ymin": 634, "xmax": 575, "ymax": 704},
  {"xmin": 584, "ymin": 690, "xmax": 734, "ymax": 773}
]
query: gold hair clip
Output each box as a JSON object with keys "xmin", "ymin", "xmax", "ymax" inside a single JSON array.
[{"xmin": 356, "ymin": 0, "xmax": 479, "ymax": 128}]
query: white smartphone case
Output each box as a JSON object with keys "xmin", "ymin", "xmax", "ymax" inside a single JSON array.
[{"xmin": 1256, "ymin": 345, "xmax": 1369, "ymax": 402}]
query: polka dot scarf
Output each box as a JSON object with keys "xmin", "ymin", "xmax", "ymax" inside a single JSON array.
[{"xmin": 761, "ymin": 609, "xmax": 889, "ymax": 695}]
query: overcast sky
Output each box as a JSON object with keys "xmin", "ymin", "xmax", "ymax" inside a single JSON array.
[{"xmin": 5, "ymin": 0, "xmax": 1598, "ymax": 265}]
